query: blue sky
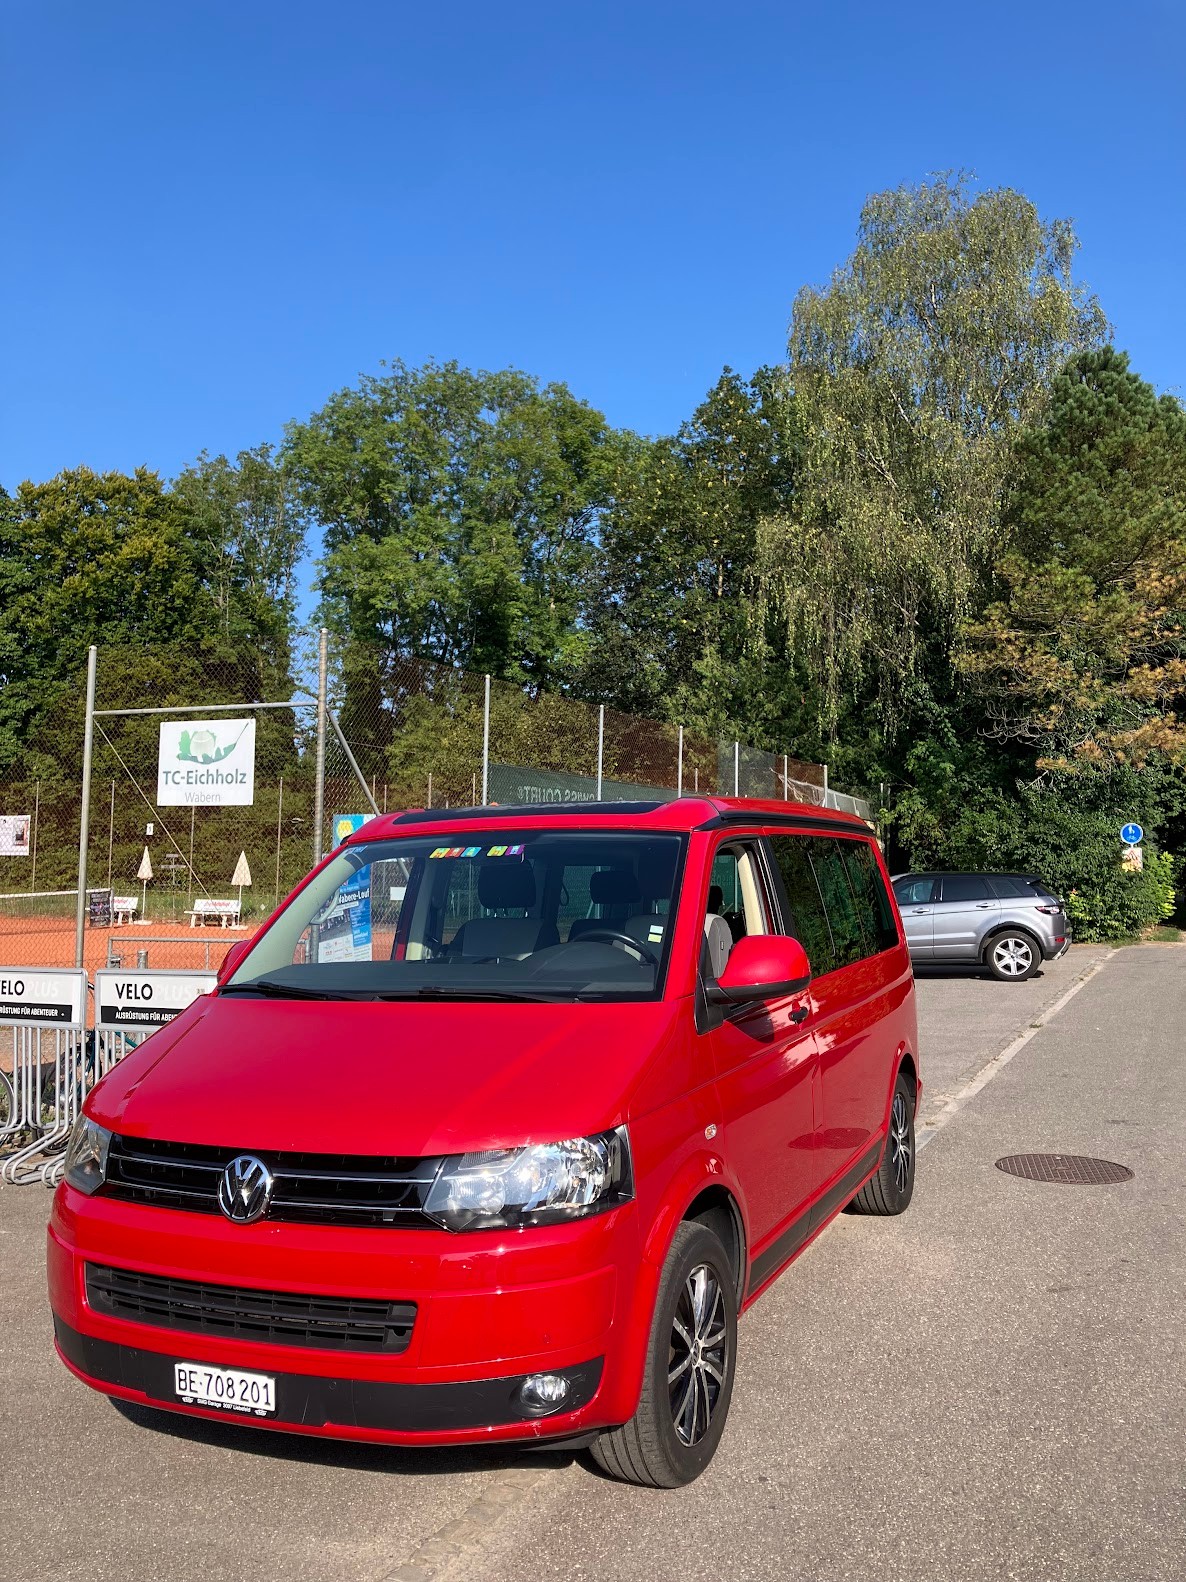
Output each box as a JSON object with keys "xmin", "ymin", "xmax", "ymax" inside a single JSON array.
[{"xmin": 2, "ymin": 0, "xmax": 1183, "ymax": 495}]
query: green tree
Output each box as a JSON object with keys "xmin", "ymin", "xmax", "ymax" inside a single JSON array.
[
  {"xmin": 0, "ymin": 468, "xmax": 206, "ymax": 772},
  {"xmin": 579, "ymin": 367, "xmax": 801, "ymax": 739},
  {"xmin": 170, "ymin": 445, "xmax": 306, "ymax": 684},
  {"xmin": 960, "ymin": 347, "xmax": 1186, "ymax": 774},
  {"xmin": 758, "ymin": 173, "xmax": 1107, "ymax": 740},
  {"xmin": 283, "ymin": 360, "xmax": 625, "ymax": 686}
]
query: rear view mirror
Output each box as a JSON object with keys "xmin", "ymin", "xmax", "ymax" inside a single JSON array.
[
  {"xmin": 216, "ymin": 937, "xmax": 252, "ymax": 984},
  {"xmin": 707, "ymin": 935, "xmax": 811, "ymax": 1005}
]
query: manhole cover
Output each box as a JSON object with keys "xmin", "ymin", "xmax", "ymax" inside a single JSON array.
[{"xmin": 995, "ymin": 1153, "xmax": 1133, "ymax": 1185}]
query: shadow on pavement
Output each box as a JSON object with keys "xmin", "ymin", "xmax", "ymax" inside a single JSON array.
[{"xmin": 111, "ymin": 1397, "xmax": 578, "ymax": 1479}]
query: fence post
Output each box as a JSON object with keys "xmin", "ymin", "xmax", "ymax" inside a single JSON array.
[
  {"xmin": 677, "ymin": 726, "xmax": 684, "ymax": 796},
  {"xmin": 30, "ymin": 779, "xmax": 40, "ymax": 892},
  {"xmin": 312, "ymin": 627, "xmax": 328, "ymax": 866},
  {"xmin": 733, "ymin": 740, "xmax": 739, "ymax": 798},
  {"xmin": 73, "ymin": 644, "xmax": 98, "ymax": 969},
  {"xmin": 274, "ymin": 775, "xmax": 284, "ymax": 906},
  {"xmin": 481, "ymin": 674, "xmax": 491, "ymax": 805},
  {"xmin": 822, "ymin": 763, "xmax": 829, "ymax": 807},
  {"xmin": 597, "ymin": 705, "xmax": 605, "ymax": 799},
  {"xmin": 783, "ymin": 754, "xmax": 789, "ymax": 800}
]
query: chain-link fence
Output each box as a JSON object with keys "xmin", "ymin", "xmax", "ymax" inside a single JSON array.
[{"xmin": 0, "ymin": 634, "xmax": 870, "ymax": 980}]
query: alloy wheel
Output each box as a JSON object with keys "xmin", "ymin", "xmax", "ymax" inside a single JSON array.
[
  {"xmin": 668, "ymin": 1264, "xmax": 729, "ymax": 1446},
  {"xmin": 992, "ymin": 936, "xmax": 1033, "ymax": 977},
  {"xmin": 890, "ymin": 1090, "xmax": 912, "ymax": 1191}
]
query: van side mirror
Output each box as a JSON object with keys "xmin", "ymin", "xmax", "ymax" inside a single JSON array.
[
  {"xmin": 216, "ymin": 937, "xmax": 253, "ymax": 984},
  {"xmin": 706, "ymin": 935, "xmax": 811, "ymax": 1005}
]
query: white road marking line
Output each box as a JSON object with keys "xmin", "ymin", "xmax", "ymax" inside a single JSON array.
[{"xmin": 916, "ymin": 951, "xmax": 1115, "ymax": 1152}]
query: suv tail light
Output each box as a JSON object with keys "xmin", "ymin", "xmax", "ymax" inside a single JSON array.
[{"xmin": 1036, "ymin": 904, "xmax": 1062, "ymax": 915}]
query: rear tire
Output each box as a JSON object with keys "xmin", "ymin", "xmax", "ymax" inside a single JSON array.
[
  {"xmin": 589, "ymin": 1221, "xmax": 737, "ymax": 1487},
  {"xmin": 849, "ymin": 1071, "xmax": 915, "ymax": 1215},
  {"xmin": 985, "ymin": 931, "xmax": 1040, "ymax": 982}
]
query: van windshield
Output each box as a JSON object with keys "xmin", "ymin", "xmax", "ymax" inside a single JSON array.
[{"xmin": 224, "ymin": 830, "xmax": 685, "ymax": 1003}]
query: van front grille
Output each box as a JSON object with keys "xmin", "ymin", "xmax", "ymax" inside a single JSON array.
[{"xmin": 103, "ymin": 1134, "xmax": 441, "ymax": 1227}]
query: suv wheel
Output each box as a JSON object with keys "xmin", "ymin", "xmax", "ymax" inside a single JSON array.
[
  {"xmin": 849, "ymin": 1071, "xmax": 915, "ymax": 1215},
  {"xmin": 589, "ymin": 1221, "xmax": 737, "ymax": 1487},
  {"xmin": 985, "ymin": 931, "xmax": 1039, "ymax": 982}
]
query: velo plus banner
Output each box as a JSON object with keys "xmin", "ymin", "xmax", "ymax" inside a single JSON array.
[{"xmin": 157, "ymin": 720, "xmax": 256, "ymax": 806}]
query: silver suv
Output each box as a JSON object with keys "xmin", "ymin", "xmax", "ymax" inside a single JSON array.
[{"xmin": 891, "ymin": 872, "xmax": 1071, "ymax": 981}]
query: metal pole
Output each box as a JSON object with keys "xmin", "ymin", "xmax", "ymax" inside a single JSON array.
[
  {"xmin": 822, "ymin": 763, "xmax": 829, "ymax": 807},
  {"xmin": 733, "ymin": 741, "xmax": 739, "ymax": 798},
  {"xmin": 427, "ymin": 773, "xmax": 433, "ymax": 808},
  {"xmin": 30, "ymin": 779, "xmax": 40, "ymax": 892},
  {"xmin": 481, "ymin": 674, "xmax": 491, "ymax": 805},
  {"xmin": 677, "ymin": 727, "xmax": 684, "ymax": 796},
  {"xmin": 274, "ymin": 776, "xmax": 284, "ymax": 906},
  {"xmin": 312, "ymin": 627, "xmax": 328, "ymax": 866},
  {"xmin": 106, "ymin": 780, "xmax": 115, "ymax": 890},
  {"xmin": 188, "ymin": 806, "xmax": 195, "ymax": 899},
  {"xmin": 74, "ymin": 645, "xmax": 98, "ymax": 968},
  {"xmin": 597, "ymin": 705, "xmax": 605, "ymax": 799},
  {"xmin": 783, "ymin": 754, "xmax": 789, "ymax": 800}
]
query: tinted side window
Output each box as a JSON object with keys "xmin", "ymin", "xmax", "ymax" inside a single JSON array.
[
  {"xmin": 986, "ymin": 875, "xmax": 1030, "ymax": 899},
  {"xmin": 893, "ymin": 876, "xmax": 936, "ymax": 906},
  {"xmin": 808, "ymin": 841, "xmax": 869, "ymax": 969},
  {"xmin": 767, "ymin": 836, "xmax": 835, "ymax": 974},
  {"xmin": 842, "ymin": 842, "xmax": 899, "ymax": 953},
  {"xmin": 939, "ymin": 874, "xmax": 990, "ymax": 903}
]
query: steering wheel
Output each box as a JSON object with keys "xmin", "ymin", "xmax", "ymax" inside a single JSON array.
[{"xmin": 575, "ymin": 928, "xmax": 660, "ymax": 966}]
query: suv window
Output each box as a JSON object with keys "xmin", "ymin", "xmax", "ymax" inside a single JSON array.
[
  {"xmin": 986, "ymin": 875, "xmax": 1034, "ymax": 899},
  {"xmin": 893, "ymin": 876, "xmax": 936, "ymax": 906},
  {"xmin": 938, "ymin": 874, "xmax": 990, "ymax": 903}
]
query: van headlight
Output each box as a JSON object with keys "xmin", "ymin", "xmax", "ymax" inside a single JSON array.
[
  {"xmin": 424, "ymin": 1126, "xmax": 632, "ymax": 1231},
  {"xmin": 63, "ymin": 1115, "xmax": 112, "ymax": 1196}
]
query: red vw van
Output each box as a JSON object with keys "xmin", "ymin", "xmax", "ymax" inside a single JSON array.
[{"xmin": 49, "ymin": 798, "xmax": 918, "ymax": 1486}]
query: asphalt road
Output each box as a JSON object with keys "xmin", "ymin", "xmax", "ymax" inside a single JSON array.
[{"xmin": 3, "ymin": 944, "xmax": 1182, "ymax": 1582}]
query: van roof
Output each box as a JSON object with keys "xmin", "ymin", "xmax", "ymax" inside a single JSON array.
[{"xmin": 349, "ymin": 795, "xmax": 871, "ymax": 842}]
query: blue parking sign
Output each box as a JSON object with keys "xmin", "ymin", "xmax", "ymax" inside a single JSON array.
[{"xmin": 1120, "ymin": 822, "xmax": 1143, "ymax": 846}]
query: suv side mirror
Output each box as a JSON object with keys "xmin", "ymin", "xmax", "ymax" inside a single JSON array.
[
  {"xmin": 216, "ymin": 937, "xmax": 253, "ymax": 984},
  {"xmin": 706, "ymin": 935, "xmax": 811, "ymax": 1005}
]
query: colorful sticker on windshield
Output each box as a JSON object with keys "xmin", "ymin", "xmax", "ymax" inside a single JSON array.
[
  {"xmin": 429, "ymin": 847, "xmax": 449, "ymax": 859},
  {"xmin": 462, "ymin": 846, "xmax": 481, "ymax": 857},
  {"xmin": 485, "ymin": 844, "xmax": 525, "ymax": 857}
]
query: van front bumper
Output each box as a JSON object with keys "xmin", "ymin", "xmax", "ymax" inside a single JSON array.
[{"xmin": 48, "ymin": 1183, "xmax": 651, "ymax": 1448}]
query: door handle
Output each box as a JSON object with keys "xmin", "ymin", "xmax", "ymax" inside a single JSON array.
[
  {"xmin": 910, "ymin": 908, "xmax": 930, "ymax": 914},
  {"xmin": 975, "ymin": 903, "xmax": 994, "ymax": 909},
  {"xmin": 790, "ymin": 1006, "xmax": 809, "ymax": 1024}
]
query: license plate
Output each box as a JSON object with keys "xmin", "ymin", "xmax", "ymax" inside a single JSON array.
[{"xmin": 174, "ymin": 1362, "xmax": 276, "ymax": 1416}]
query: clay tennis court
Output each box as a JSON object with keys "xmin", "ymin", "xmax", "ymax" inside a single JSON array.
[{"xmin": 0, "ymin": 912, "xmax": 249, "ymax": 975}]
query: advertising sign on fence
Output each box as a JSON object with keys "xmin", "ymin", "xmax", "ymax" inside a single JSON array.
[
  {"xmin": 487, "ymin": 765, "xmax": 675, "ymax": 805},
  {"xmin": 95, "ymin": 969, "xmax": 218, "ymax": 1032},
  {"xmin": 0, "ymin": 814, "xmax": 31, "ymax": 856},
  {"xmin": 0, "ymin": 967, "xmax": 86, "ymax": 1026},
  {"xmin": 157, "ymin": 719, "xmax": 257, "ymax": 807}
]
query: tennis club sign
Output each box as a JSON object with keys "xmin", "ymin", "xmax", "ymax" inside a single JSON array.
[{"xmin": 157, "ymin": 719, "xmax": 257, "ymax": 806}]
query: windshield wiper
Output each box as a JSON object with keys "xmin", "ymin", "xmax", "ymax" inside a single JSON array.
[{"xmin": 219, "ymin": 980, "xmax": 358, "ymax": 1001}]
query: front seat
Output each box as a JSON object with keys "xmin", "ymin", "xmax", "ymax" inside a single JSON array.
[
  {"xmin": 448, "ymin": 863, "xmax": 558, "ymax": 960},
  {"xmin": 569, "ymin": 869, "xmax": 643, "ymax": 941}
]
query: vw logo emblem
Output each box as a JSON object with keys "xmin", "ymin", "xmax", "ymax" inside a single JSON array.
[{"xmin": 217, "ymin": 1154, "xmax": 274, "ymax": 1224}]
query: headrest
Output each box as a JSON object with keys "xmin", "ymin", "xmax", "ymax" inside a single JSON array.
[
  {"xmin": 702, "ymin": 913, "xmax": 733, "ymax": 979},
  {"xmin": 590, "ymin": 869, "xmax": 642, "ymax": 905},
  {"xmin": 638, "ymin": 845, "xmax": 677, "ymax": 899},
  {"xmin": 478, "ymin": 861, "xmax": 535, "ymax": 910}
]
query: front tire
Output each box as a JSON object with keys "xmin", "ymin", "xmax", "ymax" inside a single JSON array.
[
  {"xmin": 589, "ymin": 1221, "xmax": 737, "ymax": 1487},
  {"xmin": 849, "ymin": 1071, "xmax": 915, "ymax": 1215},
  {"xmin": 985, "ymin": 931, "xmax": 1040, "ymax": 982}
]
